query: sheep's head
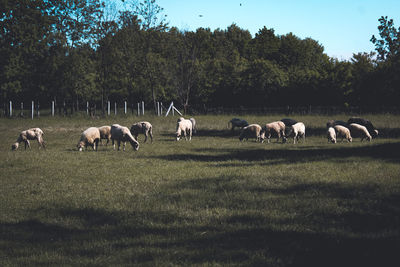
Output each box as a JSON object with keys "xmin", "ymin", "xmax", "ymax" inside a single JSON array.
[
  {"xmin": 176, "ymin": 130, "xmax": 181, "ymax": 141},
  {"xmin": 11, "ymin": 143, "xmax": 19, "ymax": 150},
  {"xmin": 282, "ymin": 136, "xmax": 287, "ymax": 143},
  {"xmin": 77, "ymin": 141, "xmax": 85, "ymax": 151},
  {"xmin": 130, "ymin": 140, "xmax": 139, "ymax": 151},
  {"xmin": 374, "ymin": 129, "xmax": 379, "ymax": 136}
]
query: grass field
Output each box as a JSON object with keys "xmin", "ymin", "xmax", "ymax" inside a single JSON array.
[{"xmin": 1, "ymin": 114, "xmax": 399, "ymax": 266}]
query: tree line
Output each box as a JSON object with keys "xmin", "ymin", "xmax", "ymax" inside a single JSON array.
[{"xmin": 1, "ymin": 0, "xmax": 399, "ymax": 115}]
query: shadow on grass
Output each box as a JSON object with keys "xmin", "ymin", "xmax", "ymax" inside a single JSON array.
[
  {"xmin": 1, "ymin": 178, "xmax": 399, "ymax": 266},
  {"xmin": 147, "ymin": 142, "xmax": 400, "ymax": 165}
]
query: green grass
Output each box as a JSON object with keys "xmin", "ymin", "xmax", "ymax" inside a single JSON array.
[{"xmin": 0, "ymin": 114, "xmax": 400, "ymax": 266}]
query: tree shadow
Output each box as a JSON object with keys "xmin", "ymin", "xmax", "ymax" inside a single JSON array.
[
  {"xmin": 147, "ymin": 142, "xmax": 400, "ymax": 165},
  {"xmin": 2, "ymin": 176, "xmax": 400, "ymax": 266}
]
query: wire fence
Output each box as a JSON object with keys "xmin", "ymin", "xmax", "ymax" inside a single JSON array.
[{"xmin": 1, "ymin": 100, "xmax": 400, "ymax": 118}]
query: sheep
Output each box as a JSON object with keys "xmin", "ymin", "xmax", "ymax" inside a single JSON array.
[
  {"xmin": 334, "ymin": 125, "xmax": 352, "ymax": 142},
  {"xmin": 176, "ymin": 119, "xmax": 193, "ymax": 141},
  {"xmin": 290, "ymin": 122, "xmax": 306, "ymax": 144},
  {"xmin": 228, "ymin": 118, "xmax": 249, "ymax": 132},
  {"xmin": 189, "ymin": 117, "xmax": 197, "ymax": 134},
  {"xmin": 239, "ymin": 124, "xmax": 262, "ymax": 142},
  {"xmin": 326, "ymin": 120, "xmax": 349, "ymax": 129},
  {"xmin": 98, "ymin": 125, "xmax": 111, "ymax": 145},
  {"xmin": 111, "ymin": 124, "xmax": 140, "ymax": 151},
  {"xmin": 130, "ymin": 121, "xmax": 153, "ymax": 143},
  {"xmin": 349, "ymin": 123, "xmax": 371, "ymax": 142},
  {"xmin": 280, "ymin": 118, "xmax": 297, "ymax": 136},
  {"xmin": 12, "ymin": 128, "xmax": 45, "ymax": 150},
  {"xmin": 327, "ymin": 127, "xmax": 336, "ymax": 143},
  {"xmin": 347, "ymin": 117, "xmax": 378, "ymax": 138},
  {"xmin": 77, "ymin": 127, "xmax": 100, "ymax": 151},
  {"xmin": 259, "ymin": 121, "xmax": 286, "ymax": 143}
]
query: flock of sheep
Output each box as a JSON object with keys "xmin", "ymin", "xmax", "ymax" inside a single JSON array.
[
  {"xmin": 230, "ymin": 117, "xmax": 378, "ymax": 144},
  {"xmin": 10, "ymin": 116, "xmax": 378, "ymax": 151}
]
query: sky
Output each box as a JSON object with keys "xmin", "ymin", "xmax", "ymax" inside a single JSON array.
[{"xmin": 113, "ymin": 0, "xmax": 400, "ymax": 60}]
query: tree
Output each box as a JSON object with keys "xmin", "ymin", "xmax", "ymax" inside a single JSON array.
[{"xmin": 371, "ymin": 16, "xmax": 400, "ymax": 61}]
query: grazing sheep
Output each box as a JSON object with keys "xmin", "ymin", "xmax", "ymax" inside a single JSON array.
[
  {"xmin": 111, "ymin": 124, "xmax": 140, "ymax": 151},
  {"xmin": 228, "ymin": 118, "xmax": 249, "ymax": 132},
  {"xmin": 327, "ymin": 127, "xmax": 336, "ymax": 143},
  {"xmin": 77, "ymin": 127, "xmax": 100, "ymax": 151},
  {"xmin": 290, "ymin": 122, "xmax": 306, "ymax": 144},
  {"xmin": 98, "ymin": 126, "xmax": 111, "ymax": 145},
  {"xmin": 239, "ymin": 124, "xmax": 262, "ymax": 142},
  {"xmin": 260, "ymin": 121, "xmax": 286, "ymax": 143},
  {"xmin": 189, "ymin": 117, "xmax": 197, "ymax": 134},
  {"xmin": 326, "ymin": 120, "xmax": 349, "ymax": 129},
  {"xmin": 348, "ymin": 117, "xmax": 378, "ymax": 138},
  {"xmin": 176, "ymin": 119, "xmax": 193, "ymax": 141},
  {"xmin": 334, "ymin": 125, "xmax": 352, "ymax": 142},
  {"xmin": 130, "ymin": 121, "xmax": 153, "ymax": 143},
  {"xmin": 349, "ymin": 123, "xmax": 371, "ymax": 142},
  {"xmin": 280, "ymin": 118, "xmax": 297, "ymax": 136},
  {"xmin": 12, "ymin": 128, "xmax": 45, "ymax": 150}
]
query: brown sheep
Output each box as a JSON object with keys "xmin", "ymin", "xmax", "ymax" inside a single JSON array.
[
  {"xmin": 130, "ymin": 121, "xmax": 153, "ymax": 143},
  {"xmin": 260, "ymin": 121, "xmax": 286, "ymax": 143}
]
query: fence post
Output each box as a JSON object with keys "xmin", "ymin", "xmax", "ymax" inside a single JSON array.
[
  {"xmin": 52, "ymin": 101, "xmax": 55, "ymax": 116},
  {"xmin": 86, "ymin": 101, "xmax": 89, "ymax": 116},
  {"xmin": 21, "ymin": 102, "xmax": 23, "ymax": 117},
  {"xmin": 37, "ymin": 102, "xmax": 40, "ymax": 117},
  {"xmin": 137, "ymin": 103, "xmax": 140, "ymax": 116},
  {"xmin": 114, "ymin": 102, "xmax": 117, "ymax": 115},
  {"xmin": 142, "ymin": 101, "xmax": 144, "ymax": 115},
  {"xmin": 124, "ymin": 101, "xmax": 127, "ymax": 115},
  {"xmin": 107, "ymin": 101, "xmax": 110, "ymax": 116},
  {"xmin": 9, "ymin": 101, "xmax": 12, "ymax": 117},
  {"xmin": 31, "ymin": 101, "xmax": 34, "ymax": 120},
  {"xmin": 157, "ymin": 102, "xmax": 160, "ymax": 116}
]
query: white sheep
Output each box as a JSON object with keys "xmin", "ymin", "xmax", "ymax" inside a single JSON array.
[
  {"xmin": 334, "ymin": 125, "xmax": 352, "ymax": 142},
  {"xmin": 327, "ymin": 127, "xmax": 336, "ymax": 143},
  {"xmin": 77, "ymin": 127, "xmax": 100, "ymax": 151},
  {"xmin": 98, "ymin": 125, "xmax": 111, "ymax": 145},
  {"xmin": 349, "ymin": 123, "xmax": 371, "ymax": 142},
  {"xmin": 130, "ymin": 121, "xmax": 153, "ymax": 143},
  {"xmin": 189, "ymin": 117, "xmax": 197, "ymax": 134},
  {"xmin": 290, "ymin": 122, "xmax": 306, "ymax": 144},
  {"xmin": 239, "ymin": 124, "xmax": 262, "ymax": 142},
  {"xmin": 176, "ymin": 119, "xmax": 193, "ymax": 141},
  {"xmin": 111, "ymin": 124, "xmax": 140, "ymax": 151},
  {"xmin": 260, "ymin": 121, "xmax": 286, "ymax": 143},
  {"xmin": 12, "ymin": 128, "xmax": 45, "ymax": 150}
]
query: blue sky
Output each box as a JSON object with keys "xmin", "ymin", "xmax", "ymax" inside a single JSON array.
[{"xmin": 113, "ymin": 0, "xmax": 400, "ymax": 60}]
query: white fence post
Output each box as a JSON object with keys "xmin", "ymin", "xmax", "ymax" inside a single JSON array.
[
  {"xmin": 86, "ymin": 101, "xmax": 89, "ymax": 115},
  {"xmin": 31, "ymin": 101, "xmax": 34, "ymax": 120},
  {"xmin": 21, "ymin": 102, "xmax": 23, "ymax": 117},
  {"xmin": 142, "ymin": 101, "xmax": 144, "ymax": 115},
  {"xmin": 157, "ymin": 102, "xmax": 160, "ymax": 116},
  {"xmin": 124, "ymin": 101, "xmax": 127, "ymax": 114},
  {"xmin": 137, "ymin": 102, "xmax": 140, "ymax": 116},
  {"xmin": 9, "ymin": 101, "xmax": 12, "ymax": 117},
  {"xmin": 52, "ymin": 101, "xmax": 55, "ymax": 116},
  {"xmin": 114, "ymin": 102, "xmax": 117, "ymax": 115},
  {"xmin": 107, "ymin": 101, "xmax": 110, "ymax": 116},
  {"xmin": 37, "ymin": 102, "xmax": 40, "ymax": 117}
]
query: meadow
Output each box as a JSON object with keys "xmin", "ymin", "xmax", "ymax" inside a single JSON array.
[{"xmin": 0, "ymin": 114, "xmax": 399, "ymax": 266}]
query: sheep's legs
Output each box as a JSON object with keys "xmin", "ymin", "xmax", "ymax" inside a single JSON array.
[{"xmin": 25, "ymin": 140, "xmax": 31, "ymax": 150}]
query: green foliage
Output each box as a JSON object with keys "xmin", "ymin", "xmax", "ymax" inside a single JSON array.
[{"xmin": 0, "ymin": 2, "xmax": 399, "ymax": 111}]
